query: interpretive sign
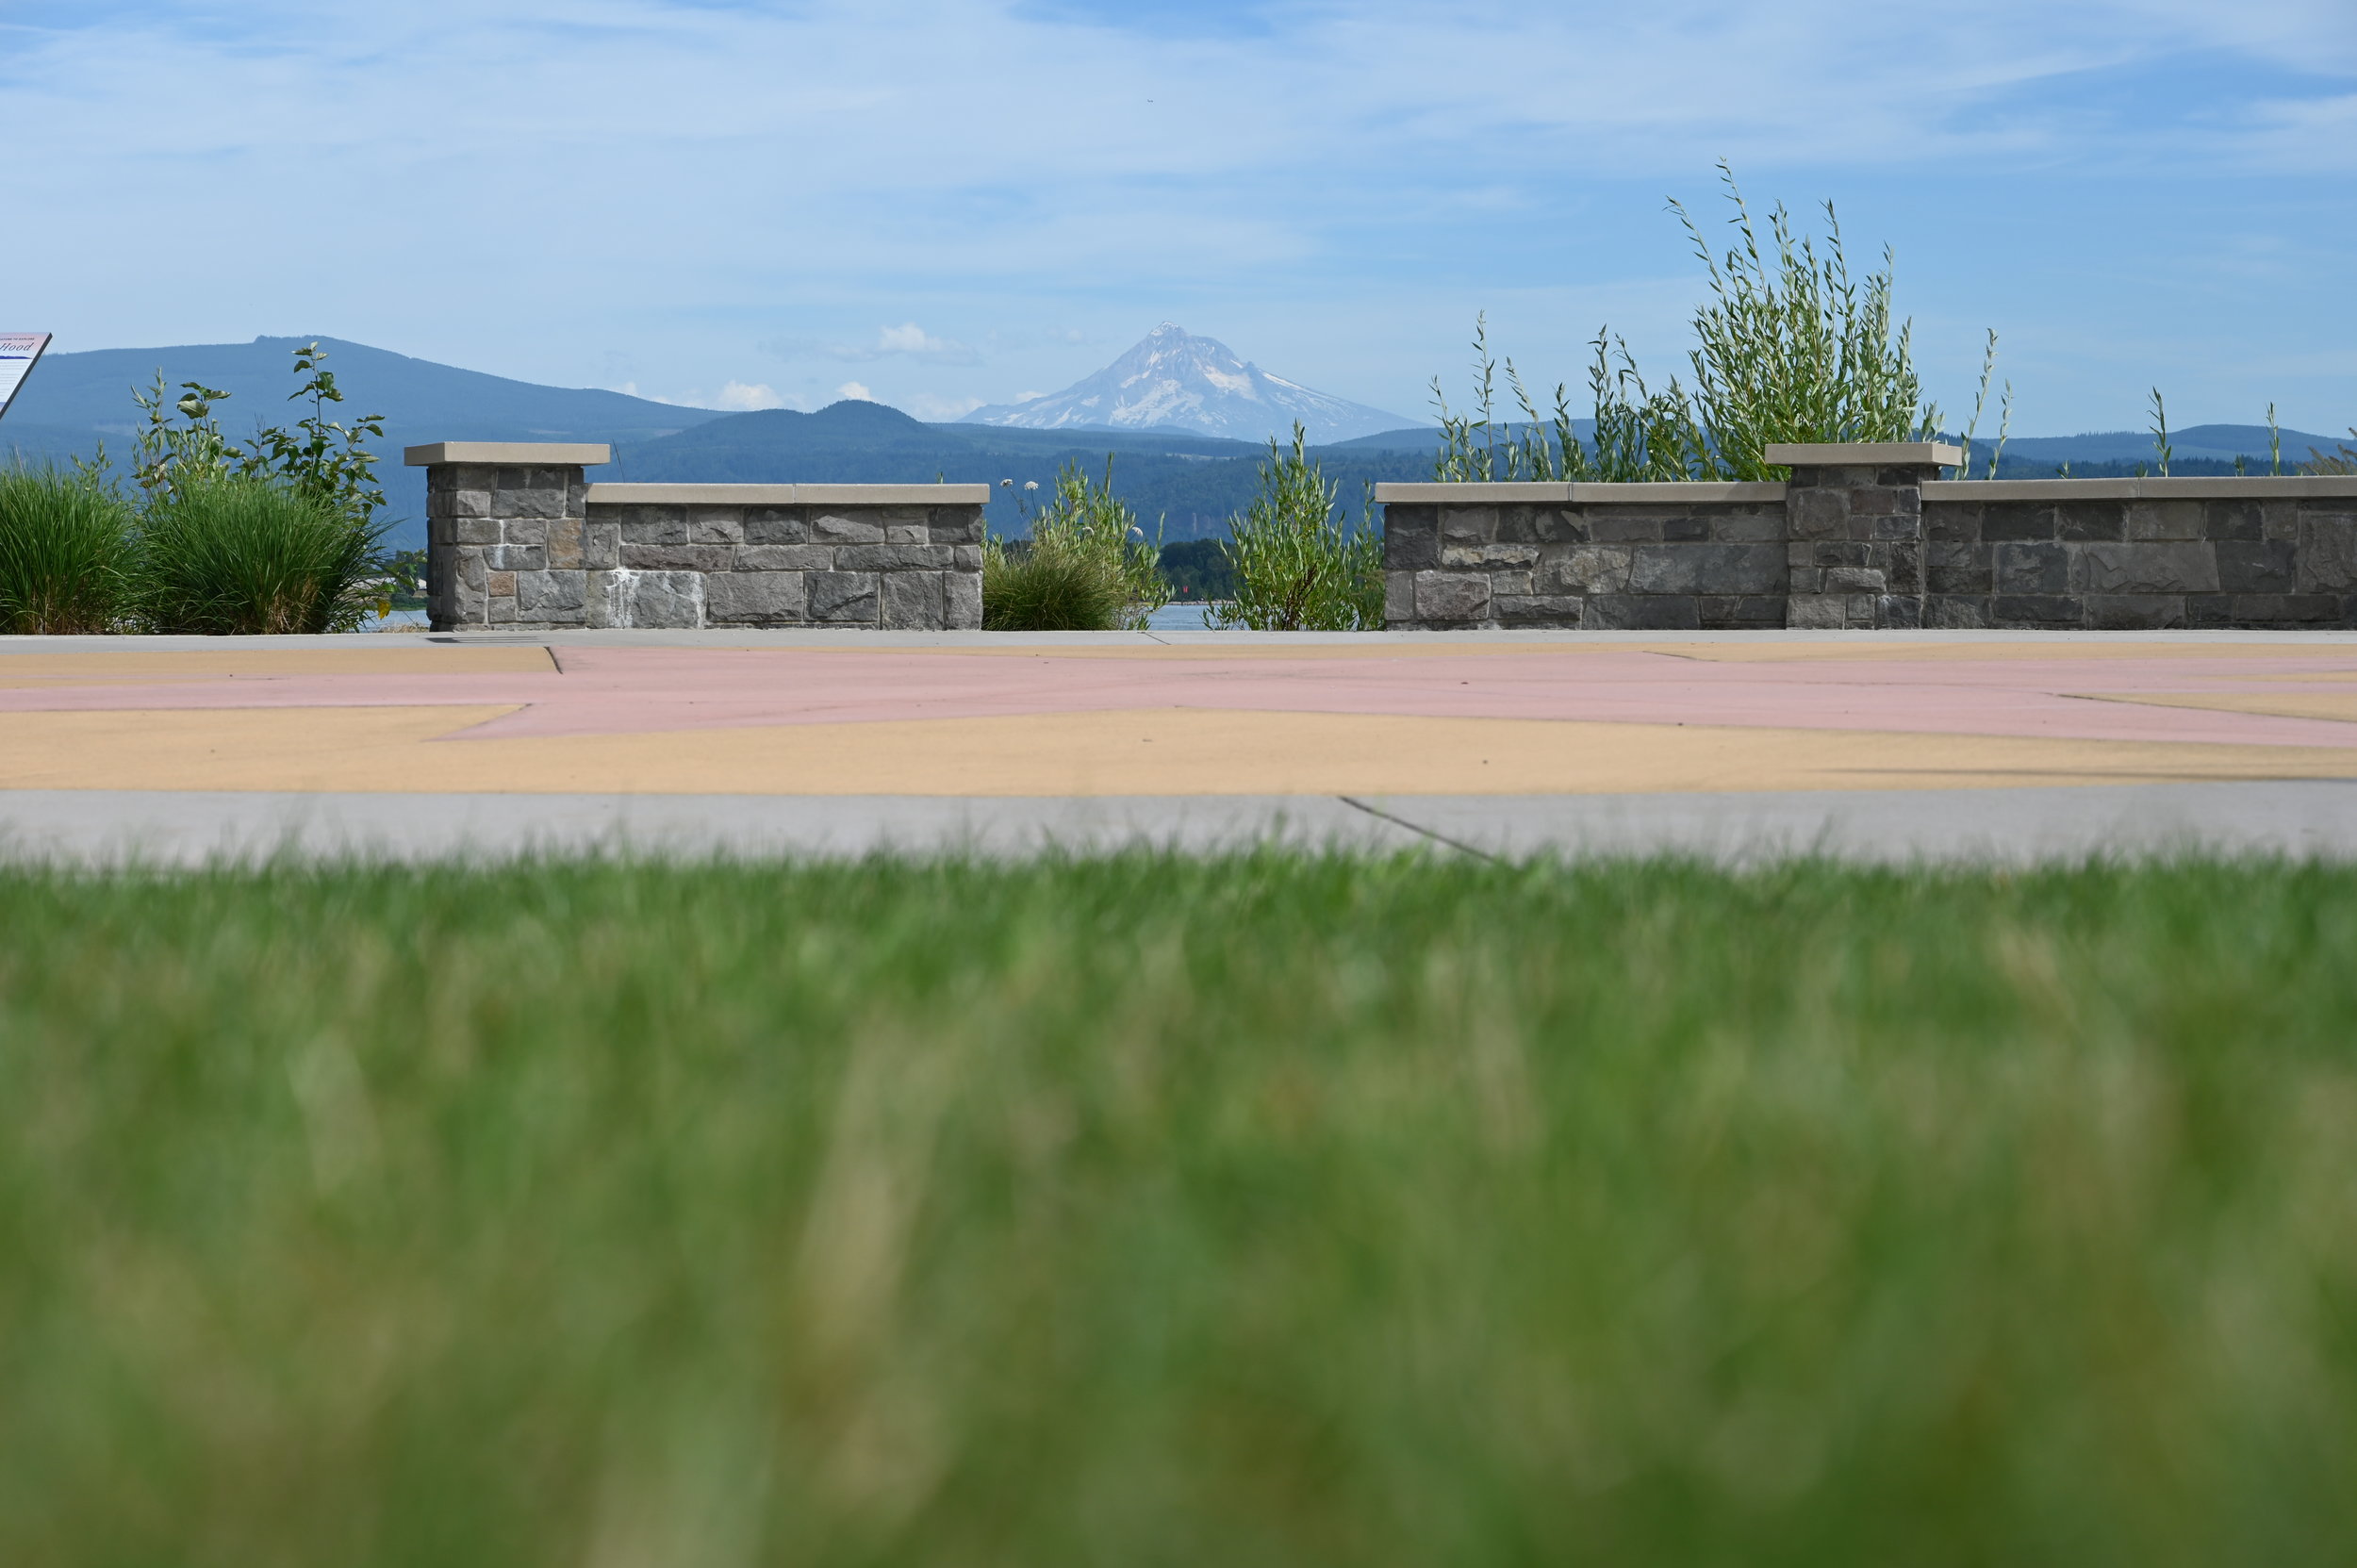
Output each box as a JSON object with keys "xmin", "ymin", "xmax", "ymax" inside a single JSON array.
[{"xmin": 0, "ymin": 333, "xmax": 50, "ymax": 422}]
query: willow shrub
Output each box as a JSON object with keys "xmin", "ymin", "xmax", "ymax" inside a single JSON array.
[
  {"xmin": 138, "ymin": 476, "xmax": 385, "ymax": 635},
  {"xmin": 1434, "ymin": 161, "xmax": 1950, "ymax": 483},
  {"xmin": 0, "ymin": 466, "xmax": 136, "ymax": 634},
  {"xmin": 1212, "ymin": 424, "xmax": 1383, "ymax": 631}
]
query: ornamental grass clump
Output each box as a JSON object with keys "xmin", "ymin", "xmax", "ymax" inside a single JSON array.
[
  {"xmin": 1212, "ymin": 424, "xmax": 1384, "ymax": 631},
  {"xmin": 0, "ymin": 465, "xmax": 136, "ymax": 634},
  {"xmin": 982, "ymin": 458, "xmax": 1168, "ymax": 631},
  {"xmin": 138, "ymin": 476, "xmax": 385, "ymax": 635}
]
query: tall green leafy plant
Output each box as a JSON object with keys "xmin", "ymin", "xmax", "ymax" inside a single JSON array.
[
  {"xmin": 0, "ymin": 466, "xmax": 136, "ymax": 634},
  {"xmin": 131, "ymin": 340, "xmax": 389, "ymax": 527},
  {"xmin": 1433, "ymin": 164, "xmax": 1953, "ymax": 484},
  {"xmin": 1212, "ymin": 425, "xmax": 1384, "ymax": 631}
]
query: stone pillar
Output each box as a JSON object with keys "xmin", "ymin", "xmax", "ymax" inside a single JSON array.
[
  {"xmin": 1772, "ymin": 441, "xmax": 1960, "ymax": 630},
  {"xmin": 407, "ymin": 442, "xmax": 612, "ymax": 631}
]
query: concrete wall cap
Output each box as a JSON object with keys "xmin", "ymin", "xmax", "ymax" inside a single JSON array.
[
  {"xmin": 1764, "ymin": 441, "xmax": 1962, "ymax": 467},
  {"xmin": 404, "ymin": 442, "xmax": 612, "ymax": 467},
  {"xmin": 1375, "ymin": 481, "xmax": 1787, "ymax": 503},
  {"xmin": 1924, "ymin": 476, "xmax": 2357, "ymax": 502},
  {"xmin": 587, "ymin": 484, "xmax": 799, "ymax": 505}
]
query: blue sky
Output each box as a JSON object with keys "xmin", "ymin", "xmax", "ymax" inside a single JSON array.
[{"xmin": 3, "ymin": 0, "xmax": 2352, "ymax": 436}]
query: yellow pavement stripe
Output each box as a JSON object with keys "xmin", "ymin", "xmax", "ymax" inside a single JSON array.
[
  {"xmin": 8, "ymin": 704, "xmax": 2357, "ymax": 797},
  {"xmin": 2080, "ymin": 690, "xmax": 2357, "ymax": 725},
  {"xmin": 0, "ymin": 647, "xmax": 556, "ymax": 677}
]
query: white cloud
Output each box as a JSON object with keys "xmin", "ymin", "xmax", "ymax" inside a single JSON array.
[
  {"xmin": 1013, "ymin": 390, "xmax": 1048, "ymax": 404},
  {"xmin": 766, "ymin": 322, "xmax": 981, "ymax": 366},
  {"xmin": 904, "ymin": 391, "xmax": 986, "ymax": 421},
  {"xmin": 833, "ymin": 381, "xmax": 875, "ymax": 403},
  {"xmin": 714, "ymin": 380, "xmax": 788, "ymax": 410}
]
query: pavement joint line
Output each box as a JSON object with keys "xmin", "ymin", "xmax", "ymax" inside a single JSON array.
[{"xmin": 1335, "ymin": 796, "xmax": 1502, "ymax": 862}]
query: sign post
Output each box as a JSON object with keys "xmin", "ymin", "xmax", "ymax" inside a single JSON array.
[{"xmin": 0, "ymin": 333, "xmax": 53, "ymax": 422}]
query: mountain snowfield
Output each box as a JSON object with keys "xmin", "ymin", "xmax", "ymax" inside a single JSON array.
[{"xmin": 963, "ymin": 323, "xmax": 1419, "ymax": 445}]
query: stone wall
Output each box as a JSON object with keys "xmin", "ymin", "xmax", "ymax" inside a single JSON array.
[
  {"xmin": 411, "ymin": 443, "xmax": 986, "ymax": 632},
  {"xmin": 1920, "ymin": 479, "xmax": 2357, "ymax": 630},
  {"xmin": 1378, "ymin": 448, "xmax": 2357, "ymax": 632}
]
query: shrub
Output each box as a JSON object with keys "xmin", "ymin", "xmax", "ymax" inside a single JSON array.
[
  {"xmin": 0, "ymin": 466, "xmax": 135, "ymax": 634},
  {"xmin": 983, "ymin": 459, "xmax": 1169, "ymax": 631},
  {"xmin": 1434, "ymin": 162, "xmax": 1949, "ymax": 483},
  {"xmin": 1211, "ymin": 425, "xmax": 1384, "ymax": 631},
  {"xmin": 137, "ymin": 476, "xmax": 386, "ymax": 635}
]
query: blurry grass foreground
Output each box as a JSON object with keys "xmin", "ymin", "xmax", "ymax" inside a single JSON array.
[{"xmin": 5, "ymin": 853, "xmax": 2357, "ymax": 1566}]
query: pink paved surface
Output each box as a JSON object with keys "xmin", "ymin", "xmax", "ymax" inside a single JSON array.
[{"xmin": 5, "ymin": 645, "xmax": 2357, "ymax": 751}]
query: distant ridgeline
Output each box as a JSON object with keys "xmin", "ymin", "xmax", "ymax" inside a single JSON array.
[{"xmin": 6, "ymin": 336, "xmax": 2345, "ymax": 548}]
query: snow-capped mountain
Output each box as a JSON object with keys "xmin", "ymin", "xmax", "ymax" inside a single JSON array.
[{"xmin": 962, "ymin": 324, "xmax": 1419, "ymax": 445}]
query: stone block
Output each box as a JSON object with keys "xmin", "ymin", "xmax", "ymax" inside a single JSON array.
[
  {"xmin": 1582, "ymin": 594, "xmax": 1700, "ymax": 631},
  {"xmin": 880, "ymin": 571, "xmax": 947, "ymax": 630},
  {"xmin": 546, "ymin": 519, "xmax": 585, "ymax": 569},
  {"xmin": 1877, "ymin": 595, "xmax": 1923, "ymax": 629},
  {"xmin": 1700, "ymin": 595, "xmax": 1786, "ymax": 629},
  {"xmin": 614, "ymin": 506, "xmax": 689, "ymax": 544},
  {"xmin": 2298, "ymin": 516, "xmax": 2357, "ymax": 591},
  {"xmin": 1926, "ymin": 541, "xmax": 1989, "ymax": 594},
  {"xmin": 1924, "ymin": 503, "xmax": 1979, "ymax": 543},
  {"xmin": 2215, "ymin": 540, "xmax": 2297, "ymax": 594},
  {"xmin": 1381, "ymin": 507, "xmax": 1440, "ymax": 570},
  {"xmin": 951, "ymin": 545, "xmax": 983, "ymax": 571},
  {"xmin": 1788, "ymin": 568, "xmax": 1824, "ymax": 593},
  {"xmin": 501, "ymin": 518, "xmax": 550, "ymax": 547},
  {"xmin": 1488, "ymin": 570, "xmax": 1535, "ymax": 597},
  {"xmin": 1439, "ymin": 506, "xmax": 1495, "ymax": 545},
  {"xmin": 1441, "ymin": 543, "xmax": 1540, "ymax": 569},
  {"xmin": 1384, "ymin": 570, "xmax": 1415, "ymax": 624},
  {"xmin": 1990, "ymin": 595, "xmax": 2085, "ymax": 627},
  {"xmin": 456, "ymin": 517, "xmax": 501, "ymax": 546},
  {"xmin": 1537, "ymin": 545, "xmax": 1633, "ymax": 594},
  {"xmin": 1928, "ymin": 595, "xmax": 1990, "ymax": 628},
  {"xmin": 2075, "ymin": 541, "xmax": 2217, "ymax": 594},
  {"xmin": 1413, "ymin": 570, "xmax": 1490, "ymax": 622},
  {"xmin": 582, "ymin": 524, "xmax": 620, "ymax": 570},
  {"xmin": 627, "ymin": 571, "xmax": 705, "ymax": 629},
  {"xmin": 1585, "ymin": 512, "xmax": 1666, "ymax": 543},
  {"xmin": 1870, "ymin": 515, "xmax": 1919, "ymax": 540},
  {"xmin": 1492, "ymin": 595, "xmax": 1585, "ymax": 625},
  {"xmin": 1784, "ymin": 594, "xmax": 1849, "ymax": 630},
  {"xmin": 746, "ymin": 508, "xmax": 812, "ymax": 545},
  {"xmin": 685, "ymin": 506, "xmax": 746, "ymax": 544},
  {"xmin": 1627, "ymin": 543, "xmax": 1783, "ymax": 596},
  {"xmin": 884, "ymin": 524, "xmax": 928, "ymax": 544},
  {"xmin": 460, "ymin": 551, "xmax": 487, "ymax": 591},
  {"xmin": 1707, "ymin": 510, "xmax": 1783, "ymax": 542},
  {"xmin": 453, "ymin": 488, "xmax": 493, "ymax": 519},
  {"xmin": 619, "ymin": 543, "xmax": 733, "ymax": 571},
  {"xmin": 494, "ymin": 482, "xmax": 567, "ymax": 520},
  {"xmin": 486, "ymin": 570, "xmax": 517, "ymax": 597},
  {"xmin": 2205, "ymin": 501, "xmax": 2265, "ymax": 542},
  {"xmin": 1824, "ymin": 567, "xmax": 1886, "ymax": 592},
  {"xmin": 1811, "ymin": 541, "xmax": 1871, "ymax": 568},
  {"xmin": 1849, "ymin": 486, "xmax": 1917, "ymax": 517},
  {"xmin": 944, "ymin": 571, "xmax": 983, "ymax": 630},
  {"xmin": 834, "ymin": 544, "xmax": 955, "ymax": 572},
  {"xmin": 485, "ymin": 544, "xmax": 546, "ymax": 572},
  {"xmin": 1495, "ymin": 507, "xmax": 1586, "ymax": 545},
  {"xmin": 486, "ymin": 594, "xmax": 518, "ymax": 624},
  {"xmin": 2229, "ymin": 594, "xmax": 2348, "ymax": 625},
  {"xmin": 1993, "ymin": 541, "xmax": 2069, "ymax": 595},
  {"xmin": 1662, "ymin": 517, "xmax": 1709, "ymax": 542},
  {"xmin": 2085, "ymin": 595, "xmax": 2185, "ymax": 630},
  {"xmin": 928, "ymin": 508, "xmax": 987, "ymax": 545},
  {"xmin": 809, "ymin": 571, "xmax": 880, "ymax": 623},
  {"xmin": 735, "ymin": 543, "xmax": 833, "ymax": 572},
  {"xmin": 515, "ymin": 569, "xmax": 587, "ymax": 621},
  {"xmin": 429, "ymin": 514, "xmax": 456, "ymax": 547},
  {"xmin": 1980, "ymin": 503, "xmax": 2056, "ymax": 543},
  {"xmin": 2055, "ymin": 503, "xmax": 2126, "ymax": 542},
  {"xmin": 2126, "ymin": 501, "xmax": 2205, "ymax": 541},
  {"xmin": 704, "ymin": 570, "xmax": 808, "ymax": 626},
  {"xmin": 1786, "ymin": 487, "xmax": 1849, "ymax": 539},
  {"xmin": 811, "ymin": 512, "xmax": 887, "ymax": 545}
]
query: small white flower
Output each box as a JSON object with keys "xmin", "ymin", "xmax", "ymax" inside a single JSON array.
[
  {"xmin": 999, "ymin": 478, "xmax": 1013, "ymax": 487},
  {"xmin": 1023, "ymin": 481, "xmax": 1039, "ymax": 492}
]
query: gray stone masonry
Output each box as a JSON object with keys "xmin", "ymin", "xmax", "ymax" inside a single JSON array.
[
  {"xmin": 411, "ymin": 447, "xmax": 985, "ymax": 631},
  {"xmin": 1378, "ymin": 452, "xmax": 2357, "ymax": 631}
]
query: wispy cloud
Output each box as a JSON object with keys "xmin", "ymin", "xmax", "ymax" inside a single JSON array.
[{"xmin": 764, "ymin": 323, "xmax": 982, "ymax": 366}]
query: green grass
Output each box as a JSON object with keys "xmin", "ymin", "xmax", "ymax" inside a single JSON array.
[
  {"xmin": 137, "ymin": 475, "xmax": 384, "ymax": 635},
  {"xmin": 5, "ymin": 853, "xmax": 2357, "ymax": 1566},
  {"xmin": 0, "ymin": 465, "xmax": 135, "ymax": 634}
]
